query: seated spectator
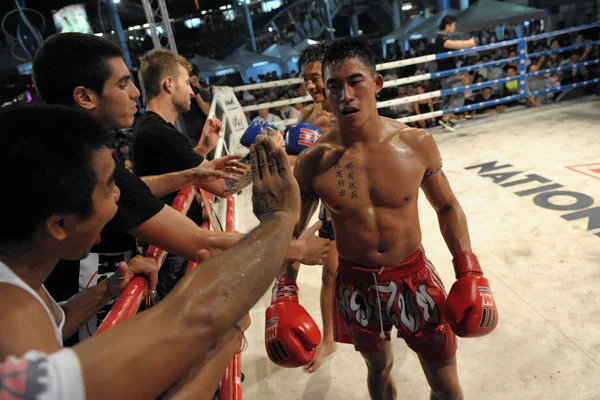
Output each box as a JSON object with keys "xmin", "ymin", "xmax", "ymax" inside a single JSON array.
[
  {"xmin": 414, "ymin": 64, "xmax": 427, "ymax": 76},
  {"xmin": 277, "ymin": 95, "xmax": 297, "ymax": 120},
  {"xmin": 477, "ymin": 55, "xmax": 493, "ymax": 80},
  {"xmin": 504, "ymin": 66, "xmax": 543, "ymax": 107},
  {"xmin": 471, "ymin": 86, "xmax": 506, "ymax": 116},
  {"xmin": 289, "ymin": 102, "xmax": 302, "ymax": 120},
  {"xmin": 383, "ymin": 69, "xmax": 398, "ymax": 82},
  {"xmin": 546, "ymin": 39, "xmax": 563, "ymax": 68},
  {"xmin": 527, "ymin": 64, "xmax": 559, "ymax": 104},
  {"xmin": 253, "ymin": 107, "xmax": 282, "ymax": 124},
  {"xmin": 559, "ymin": 52, "xmax": 589, "ymax": 85},
  {"xmin": 388, "ymin": 86, "xmax": 412, "ymax": 119},
  {"xmin": 413, "ymin": 85, "xmax": 435, "ymax": 128},
  {"xmin": 503, "ymin": 65, "xmax": 520, "ymax": 104}
]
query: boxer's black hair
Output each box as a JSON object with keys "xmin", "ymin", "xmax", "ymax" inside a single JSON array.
[
  {"xmin": 33, "ymin": 33, "xmax": 124, "ymax": 106},
  {"xmin": 321, "ymin": 37, "xmax": 377, "ymax": 79},
  {"xmin": 0, "ymin": 104, "xmax": 109, "ymax": 244},
  {"xmin": 297, "ymin": 42, "xmax": 331, "ymax": 71}
]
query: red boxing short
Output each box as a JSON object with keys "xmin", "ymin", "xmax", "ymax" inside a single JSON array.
[{"xmin": 333, "ymin": 247, "xmax": 457, "ymax": 361}]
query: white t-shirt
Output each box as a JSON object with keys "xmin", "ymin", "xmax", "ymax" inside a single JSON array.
[
  {"xmin": 0, "ymin": 349, "xmax": 85, "ymax": 400},
  {"xmin": 0, "ymin": 262, "xmax": 85, "ymax": 398},
  {"xmin": 0, "ymin": 261, "xmax": 64, "ymax": 346},
  {"xmin": 252, "ymin": 113, "xmax": 282, "ymax": 124}
]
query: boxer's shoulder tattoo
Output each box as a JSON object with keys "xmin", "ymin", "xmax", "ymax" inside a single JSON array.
[
  {"xmin": 423, "ymin": 163, "xmax": 443, "ymax": 179},
  {"xmin": 301, "ymin": 191, "xmax": 319, "ymax": 203}
]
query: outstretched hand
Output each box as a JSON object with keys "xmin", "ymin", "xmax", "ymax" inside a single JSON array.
[
  {"xmin": 250, "ymin": 134, "xmax": 300, "ymax": 222},
  {"xmin": 195, "ymin": 155, "xmax": 248, "ymax": 184}
]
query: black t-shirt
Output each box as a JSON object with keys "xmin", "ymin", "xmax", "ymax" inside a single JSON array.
[
  {"xmin": 182, "ymin": 89, "xmax": 212, "ymax": 146},
  {"xmin": 434, "ymin": 32, "xmax": 456, "ymax": 72},
  {"xmin": 473, "ymin": 93, "xmax": 500, "ymax": 113},
  {"xmin": 44, "ymin": 156, "xmax": 165, "ymax": 344},
  {"xmin": 132, "ymin": 111, "xmax": 205, "ymax": 224}
]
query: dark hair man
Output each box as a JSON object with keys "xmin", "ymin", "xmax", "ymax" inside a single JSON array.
[{"xmin": 434, "ymin": 15, "xmax": 476, "ymax": 131}]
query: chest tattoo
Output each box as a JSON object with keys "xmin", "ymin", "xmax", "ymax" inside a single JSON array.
[{"xmin": 335, "ymin": 161, "xmax": 358, "ymax": 199}]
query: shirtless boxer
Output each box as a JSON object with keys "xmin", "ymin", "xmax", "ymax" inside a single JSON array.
[
  {"xmin": 294, "ymin": 42, "xmax": 341, "ymax": 372},
  {"xmin": 293, "ymin": 38, "xmax": 498, "ymax": 399},
  {"xmin": 0, "ymin": 104, "xmax": 297, "ymax": 399}
]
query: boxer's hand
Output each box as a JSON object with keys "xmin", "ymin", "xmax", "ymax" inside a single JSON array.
[
  {"xmin": 199, "ymin": 118, "xmax": 223, "ymax": 152},
  {"xmin": 195, "ymin": 155, "xmax": 247, "ymax": 184},
  {"xmin": 296, "ymin": 221, "xmax": 329, "ymax": 265},
  {"xmin": 250, "ymin": 134, "xmax": 300, "ymax": 222},
  {"xmin": 106, "ymin": 257, "xmax": 159, "ymax": 298}
]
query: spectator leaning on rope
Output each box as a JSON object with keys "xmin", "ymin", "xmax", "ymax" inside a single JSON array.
[{"xmin": 433, "ymin": 15, "xmax": 477, "ymax": 131}]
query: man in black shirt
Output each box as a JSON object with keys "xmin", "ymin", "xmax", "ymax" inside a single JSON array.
[
  {"xmin": 134, "ymin": 49, "xmax": 329, "ymax": 296},
  {"xmin": 471, "ymin": 86, "xmax": 506, "ymax": 116},
  {"xmin": 182, "ymin": 66, "xmax": 212, "ymax": 146},
  {"xmin": 34, "ymin": 34, "xmax": 329, "ymax": 341},
  {"xmin": 433, "ymin": 15, "xmax": 476, "ymax": 131}
]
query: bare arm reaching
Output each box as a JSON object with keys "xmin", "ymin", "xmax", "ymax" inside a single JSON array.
[
  {"xmin": 72, "ymin": 135, "xmax": 300, "ymax": 400},
  {"xmin": 141, "ymin": 155, "xmax": 245, "ymax": 198}
]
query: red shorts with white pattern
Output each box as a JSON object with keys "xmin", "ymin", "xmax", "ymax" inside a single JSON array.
[{"xmin": 333, "ymin": 247, "xmax": 457, "ymax": 361}]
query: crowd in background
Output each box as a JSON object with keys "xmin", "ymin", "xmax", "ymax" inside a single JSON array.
[{"xmin": 114, "ymin": 21, "xmax": 600, "ymax": 164}]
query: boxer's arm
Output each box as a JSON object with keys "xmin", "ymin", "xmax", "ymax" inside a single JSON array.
[
  {"xmin": 282, "ymin": 149, "xmax": 321, "ymax": 280},
  {"xmin": 417, "ymin": 130, "xmax": 472, "ymax": 256}
]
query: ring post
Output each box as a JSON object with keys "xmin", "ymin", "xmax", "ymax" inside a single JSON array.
[{"xmin": 518, "ymin": 38, "xmax": 527, "ymax": 95}]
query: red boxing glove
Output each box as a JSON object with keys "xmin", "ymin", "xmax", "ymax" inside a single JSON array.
[
  {"xmin": 264, "ymin": 277, "xmax": 321, "ymax": 368},
  {"xmin": 444, "ymin": 251, "xmax": 498, "ymax": 338}
]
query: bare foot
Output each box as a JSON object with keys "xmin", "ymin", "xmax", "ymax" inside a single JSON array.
[{"xmin": 304, "ymin": 340, "xmax": 338, "ymax": 373}]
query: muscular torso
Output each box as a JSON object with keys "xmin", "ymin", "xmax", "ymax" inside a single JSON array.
[{"xmin": 301, "ymin": 118, "xmax": 429, "ymax": 268}]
